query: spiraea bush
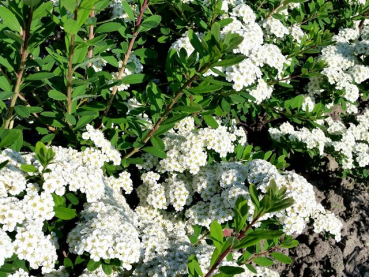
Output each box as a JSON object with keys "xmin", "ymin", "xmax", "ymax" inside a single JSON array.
[{"xmin": 0, "ymin": 0, "xmax": 368, "ymax": 276}]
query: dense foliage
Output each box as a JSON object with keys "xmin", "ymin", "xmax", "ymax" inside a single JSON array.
[{"xmin": 0, "ymin": 0, "xmax": 368, "ymax": 276}]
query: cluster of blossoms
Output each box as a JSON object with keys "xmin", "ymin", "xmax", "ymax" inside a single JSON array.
[
  {"xmin": 130, "ymin": 117, "xmax": 342, "ymax": 276},
  {"xmin": 67, "ymin": 186, "xmax": 140, "ymax": 270},
  {"xmin": 0, "ymin": 126, "xmax": 137, "ymax": 274},
  {"xmin": 306, "ymin": 20, "xmax": 369, "ymax": 114},
  {"xmin": 133, "ymin": 201, "xmax": 280, "ymax": 276},
  {"xmin": 136, "ymin": 118, "xmax": 342, "ymax": 240},
  {"xmin": 171, "ymin": 2, "xmax": 307, "ymax": 104},
  {"xmin": 269, "ymin": 108, "xmax": 369, "ymax": 170}
]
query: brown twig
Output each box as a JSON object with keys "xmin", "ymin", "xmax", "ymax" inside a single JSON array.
[
  {"xmin": 267, "ymin": 74, "xmax": 302, "ymax": 85},
  {"xmin": 265, "ymin": 0, "xmax": 286, "ymax": 20},
  {"xmin": 358, "ymin": 11, "xmax": 368, "ymax": 32},
  {"xmin": 4, "ymin": 7, "xmax": 33, "ymax": 129},
  {"xmin": 123, "ymin": 73, "xmax": 200, "ymax": 159},
  {"xmin": 204, "ymin": 215, "xmax": 262, "ymax": 277},
  {"xmin": 66, "ymin": 5, "xmax": 79, "ymax": 115},
  {"xmin": 101, "ymin": 0, "xmax": 149, "ymax": 123},
  {"xmin": 87, "ymin": 8, "xmax": 95, "ymax": 67}
]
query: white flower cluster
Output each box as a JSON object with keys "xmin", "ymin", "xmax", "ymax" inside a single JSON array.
[
  {"xmin": 0, "ymin": 229, "xmax": 13, "ymax": 266},
  {"xmin": 82, "ymin": 124, "xmax": 121, "ymax": 165},
  {"xmin": 269, "ymin": 108, "xmax": 369, "ymax": 170},
  {"xmin": 144, "ymin": 117, "xmax": 247, "ymax": 175},
  {"xmin": 67, "ymin": 186, "xmax": 140, "ymax": 270},
  {"xmin": 306, "ymin": 21, "xmax": 369, "ymax": 113},
  {"xmin": 170, "ymin": 3, "xmax": 304, "ymax": 104},
  {"xmin": 133, "ymin": 156, "xmax": 341, "ymax": 275},
  {"xmin": 244, "ymin": 160, "xmax": 342, "ymax": 240},
  {"xmin": 134, "ymin": 119, "xmax": 341, "ymax": 245},
  {"xmin": 110, "ymin": 54, "xmax": 143, "ymax": 92},
  {"xmin": 0, "ymin": 125, "xmax": 137, "ymax": 274}
]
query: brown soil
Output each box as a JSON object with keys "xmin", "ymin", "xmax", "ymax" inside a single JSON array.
[{"xmin": 276, "ymin": 177, "xmax": 369, "ymax": 277}]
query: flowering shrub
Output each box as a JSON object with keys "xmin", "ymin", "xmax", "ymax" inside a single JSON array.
[{"xmin": 0, "ymin": 0, "xmax": 368, "ymax": 276}]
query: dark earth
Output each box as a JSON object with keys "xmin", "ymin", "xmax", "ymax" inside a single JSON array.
[{"xmin": 275, "ymin": 175, "xmax": 369, "ymax": 277}]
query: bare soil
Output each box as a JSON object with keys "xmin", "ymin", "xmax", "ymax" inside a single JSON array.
[{"xmin": 276, "ymin": 176, "xmax": 369, "ymax": 277}]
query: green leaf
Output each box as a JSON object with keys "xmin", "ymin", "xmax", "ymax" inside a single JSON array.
[
  {"xmin": 87, "ymin": 260, "xmax": 101, "ymax": 272},
  {"xmin": 210, "ymin": 221, "xmax": 223, "ymax": 251},
  {"xmin": 64, "ymin": 18, "xmax": 79, "ymax": 34},
  {"xmin": 233, "ymin": 236, "xmax": 263, "ymax": 249},
  {"xmin": 48, "ymin": 90, "xmax": 67, "ymax": 101},
  {"xmin": 0, "ymin": 76, "xmax": 12, "ymax": 91},
  {"xmin": 133, "ymin": 48, "xmax": 158, "ymax": 59},
  {"xmin": 20, "ymin": 164, "xmax": 38, "ymax": 173},
  {"xmin": 0, "ymin": 129, "xmax": 21, "ymax": 148},
  {"xmin": 189, "ymin": 225, "xmax": 202, "ymax": 244},
  {"xmin": 64, "ymin": 257, "xmax": 74, "ymax": 269},
  {"xmin": 270, "ymin": 252, "xmax": 293, "ymax": 264},
  {"xmin": 25, "ymin": 72, "xmax": 55, "ymax": 81},
  {"xmin": 52, "ymin": 193, "xmax": 66, "ymax": 206},
  {"xmin": 77, "ymin": 0, "xmax": 99, "ymax": 27},
  {"xmin": 202, "ymin": 114, "xmax": 219, "ymax": 129},
  {"xmin": 188, "ymin": 29, "xmax": 206, "ymax": 57},
  {"xmin": 74, "ymin": 115, "xmax": 95, "ymax": 130},
  {"xmin": 95, "ymin": 22, "xmax": 123, "ymax": 33},
  {"xmin": 14, "ymin": 105, "xmax": 30, "ymax": 118},
  {"xmin": 102, "ymin": 264, "xmax": 113, "ymax": 275},
  {"xmin": 0, "ymin": 57, "xmax": 14, "ymax": 72},
  {"xmin": 248, "ymin": 230, "xmax": 284, "ymax": 240},
  {"xmin": 278, "ymin": 82, "xmax": 293, "ymax": 88},
  {"xmin": 61, "ymin": 0, "xmax": 77, "ymax": 13},
  {"xmin": 121, "ymin": 73, "xmax": 147, "ymax": 84},
  {"xmin": 0, "ymin": 160, "xmax": 9, "ymax": 170},
  {"xmin": 142, "ymin": 146, "xmax": 166, "ymax": 159},
  {"xmin": 66, "ymin": 192, "xmax": 79, "ymax": 205},
  {"xmin": 174, "ymin": 104, "xmax": 202, "ymax": 113},
  {"xmin": 266, "ymin": 198, "xmax": 294, "ymax": 213},
  {"xmin": 0, "ymin": 91, "xmax": 14, "ymax": 100},
  {"xmin": 280, "ymin": 239, "xmax": 299, "ymax": 249},
  {"xmin": 75, "ymin": 256, "xmax": 85, "ymax": 265},
  {"xmin": 187, "ymin": 254, "xmax": 204, "ymax": 277},
  {"xmin": 122, "ymin": 0, "xmax": 135, "ymax": 22},
  {"xmin": 189, "ymin": 85, "xmax": 222, "ymax": 94},
  {"xmin": 210, "ymin": 248, "xmax": 220, "ymax": 268},
  {"xmin": 245, "ymin": 264, "xmax": 257, "ymax": 274},
  {"xmin": 219, "ymin": 266, "xmax": 245, "ymax": 275},
  {"xmin": 253, "ymin": 257, "xmax": 274, "ymax": 267},
  {"xmin": 54, "ymin": 206, "xmax": 77, "ymax": 220},
  {"xmin": 234, "ymin": 196, "xmax": 248, "ymax": 233},
  {"xmin": 65, "ymin": 113, "xmax": 76, "ymax": 125},
  {"xmin": 0, "ymin": 6, "xmax": 21, "ymax": 32},
  {"xmin": 155, "ymin": 123, "xmax": 175, "ymax": 136},
  {"xmin": 33, "ymin": 2, "xmax": 53, "ymax": 20},
  {"xmin": 3, "ymin": 30, "xmax": 23, "ymax": 46},
  {"xmin": 249, "ymin": 183, "xmax": 260, "ymax": 209},
  {"xmin": 212, "ymin": 55, "xmax": 245, "ymax": 67},
  {"xmin": 139, "ymin": 15, "xmax": 162, "ymax": 32}
]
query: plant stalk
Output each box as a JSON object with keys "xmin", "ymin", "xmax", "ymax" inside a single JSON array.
[
  {"xmin": 123, "ymin": 74, "xmax": 199, "ymax": 159},
  {"xmin": 4, "ymin": 7, "xmax": 33, "ymax": 129},
  {"xmin": 204, "ymin": 214, "xmax": 262, "ymax": 277},
  {"xmin": 101, "ymin": 0, "xmax": 148, "ymax": 121},
  {"xmin": 87, "ymin": 8, "xmax": 95, "ymax": 67},
  {"xmin": 66, "ymin": 2, "xmax": 79, "ymax": 115}
]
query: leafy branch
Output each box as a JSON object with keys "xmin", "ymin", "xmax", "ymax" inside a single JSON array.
[
  {"xmin": 101, "ymin": 0, "xmax": 149, "ymax": 121},
  {"xmin": 4, "ymin": 7, "xmax": 33, "ymax": 129}
]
